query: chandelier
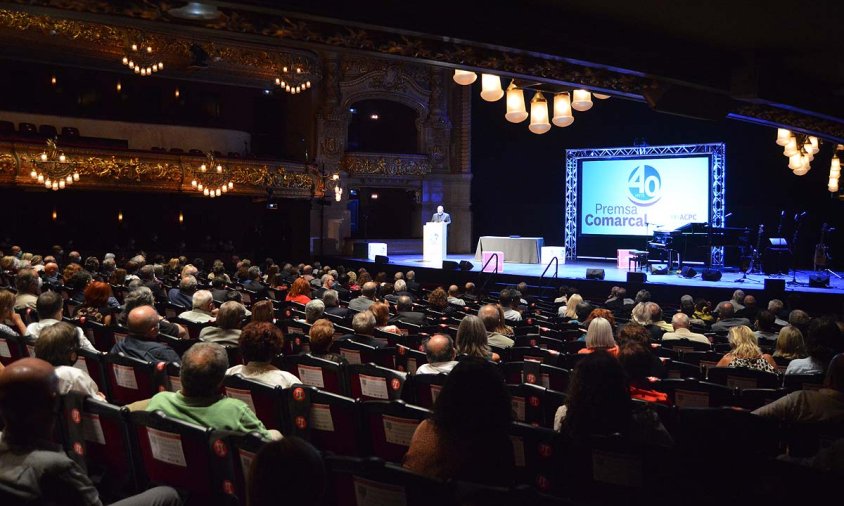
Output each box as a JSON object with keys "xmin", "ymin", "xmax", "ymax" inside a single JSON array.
[
  {"xmin": 453, "ymin": 70, "xmax": 610, "ymax": 134},
  {"xmin": 190, "ymin": 153, "xmax": 234, "ymax": 198},
  {"xmin": 121, "ymin": 40, "xmax": 164, "ymax": 77},
  {"xmin": 30, "ymin": 138, "xmax": 79, "ymax": 191},
  {"xmin": 273, "ymin": 65, "xmax": 312, "ymax": 95},
  {"xmin": 775, "ymin": 129, "xmax": 819, "ymax": 176}
]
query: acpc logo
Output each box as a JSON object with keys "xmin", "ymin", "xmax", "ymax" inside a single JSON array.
[{"xmin": 627, "ymin": 165, "xmax": 662, "ymax": 206}]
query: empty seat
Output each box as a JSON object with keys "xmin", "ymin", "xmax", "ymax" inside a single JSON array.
[
  {"xmin": 61, "ymin": 126, "xmax": 80, "ymax": 137},
  {"xmin": 359, "ymin": 400, "xmax": 430, "ymax": 462},
  {"xmin": 276, "ymin": 354, "xmax": 348, "ymax": 396},
  {"xmin": 706, "ymin": 366, "xmax": 780, "ymax": 390},
  {"xmin": 0, "ymin": 120, "xmax": 14, "ymax": 136},
  {"xmin": 188, "ymin": 148, "xmax": 204, "ymax": 156},
  {"xmin": 403, "ymin": 372, "xmax": 447, "ymax": 409},
  {"xmin": 105, "ymin": 353, "xmax": 167, "ymax": 405},
  {"xmin": 346, "ymin": 363, "xmax": 407, "ymax": 401},
  {"xmin": 18, "ymin": 122, "xmax": 37, "ymax": 135}
]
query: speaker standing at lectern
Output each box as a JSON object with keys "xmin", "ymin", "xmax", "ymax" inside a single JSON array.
[{"xmin": 431, "ymin": 205, "xmax": 451, "ymax": 225}]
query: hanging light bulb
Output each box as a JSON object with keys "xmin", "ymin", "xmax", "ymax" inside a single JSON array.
[
  {"xmin": 480, "ymin": 74, "xmax": 504, "ymax": 102},
  {"xmin": 788, "ymin": 153, "xmax": 803, "ymax": 170},
  {"xmin": 809, "ymin": 136, "xmax": 820, "ymax": 154},
  {"xmin": 571, "ymin": 89, "xmax": 593, "ymax": 111},
  {"xmin": 178, "ymin": 211, "xmax": 184, "ymax": 224},
  {"xmin": 552, "ymin": 92, "xmax": 574, "ymax": 127},
  {"xmin": 783, "ymin": 137, "xmax": 799, "ymax": 157},
  {"xmin": 504, "ymin": 81, "xmax": 528, "ymax": 123},
  {"xmin": 831, "ymin": 156, "xmax": 841, "ymax": 178},
  {"xmin": 776, "ymin": 128, "xmax": 791, "ymax": 146},
  {"xmin": 453, "ymin": 69, "xmax": 477, "ymax": 86},
  {"xmin": 528, "ymin": 91, "xmax": 551, "ymax": 134}
]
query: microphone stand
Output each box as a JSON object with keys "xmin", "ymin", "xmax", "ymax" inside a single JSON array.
[{"xmin": 788, "ymin": 216, "xmax": 806, "ymax": 286}]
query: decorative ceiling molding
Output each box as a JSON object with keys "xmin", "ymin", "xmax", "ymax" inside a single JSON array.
[
  {"xmin": 1, "ymin": 1, "xmax": 842, "ymax": 141},
  {"xmin": 0, "ymin": 140, "xmax": 316, "ymax": 197},
  {"xmin": 342, "ymin": 152, "xmax": 431, "ymax": 177}
]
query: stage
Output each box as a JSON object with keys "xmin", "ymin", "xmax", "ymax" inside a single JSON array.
[{"xmin": 334, "ymin": 253, "xmax": 844, "ymax": 302}]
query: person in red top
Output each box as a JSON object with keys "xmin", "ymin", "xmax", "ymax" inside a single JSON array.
[
  {"xmin": 618, "ymin": 341, "xmax": 669, "ymax": 404},
  {"xmin": 285, "ymin": 277, "xmax": 312, "ymax": 304}
]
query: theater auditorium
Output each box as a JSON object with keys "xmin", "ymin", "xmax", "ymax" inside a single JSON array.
[{"xmin": 0, "ymin": 1, "xmax": 842, "ymax": 505}]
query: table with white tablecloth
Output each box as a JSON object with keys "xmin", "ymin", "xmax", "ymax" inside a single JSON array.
[{"xmin": 474, "ymin": 236, "xmax": 545, "ymax": 264}]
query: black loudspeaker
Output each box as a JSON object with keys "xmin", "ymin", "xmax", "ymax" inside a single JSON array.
[
  {"xmin": 681, "ymin": 266, "xmax": 697, "ymax": 278},
  {"xmin": 459, "ymin": 260, "xmax": 474, "ymax": 271},
  {"xmin": 585, "ymin": 268, "xmax": 605, "ymax": 280},
  {"xmin": 702, "ymin": 269, "xmax": 722, "ymax": 281},
  {"xmin": 809, "ymin": 273, "xmax": 830, "ymax": 288},
  {"xmin": 764, "ymin": 278, "xmax": 786, "ymax": 292},
  {"xmin": 374, "ymin": 255, "xmax": 389, "ymax": 264},
  {"xmin": 627, "ymin": 272, "xmax": 647, "ymax": 283},
  {"xmin": 442, "ymin": 260, "xmax": 459, "ymax": 270},
  {"xmin": 651, "ymin": 265, "xmax": 669, "ymax": 275}
]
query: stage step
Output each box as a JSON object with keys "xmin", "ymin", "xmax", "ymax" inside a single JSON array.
[{"xmin": 352, "ymin": 239, "xmax": 422, "ymax": 255}]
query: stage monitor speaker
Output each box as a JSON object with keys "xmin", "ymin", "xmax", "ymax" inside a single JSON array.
[
  {"xmin": 643, "ymin": 83, "xmax": 731, "ymax": 121},
  {"xmin": 681, "ymin": 266, "xmax": 697, "ymax": 278},
  {"xmin": 374, "ymin": 255, "xmax": 389, "ymax": 265},
  {"xmin": 442, "ymin": 260, "xmax": 459, "ymax": 270},
  {"xmin": 702, "ymin": 269, "xmax": 722, "ymax": 281},
  {"xmin": 585, "ymin": 268, "xmax": 605, "ymax": 280},
  {"xmin": 627, "ymin": 272, "xmax": 647, "ymax": 283},
  {"xmin": 764, "ymin": 278, "xmax": 786, "ymax": 292},
  {"xmin": 459, "ymin": 260, "xmax": 474, "ymax": 271},
  {"xmin": 809, "ymin": 273, "xmax": 830, "ymax": 288},
  {"xmin": 651, "ymin": 265, "xmax": 669, "ymax": 275}
]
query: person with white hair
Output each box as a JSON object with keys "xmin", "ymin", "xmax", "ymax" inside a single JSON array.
[
  {"xmin": 662, "ymin": 313, "xmax": 711, "ymax": 345},
  {"xmin": 179, "ymin": 290, "xmax": 215, "ymax": 323},
  {"xmin": 577, "ymin": 317, "xmax": 618, "ymax": 356},
  {"xmin": 303, "ymin": 299, "xmax": 326, "ymax": 324}
]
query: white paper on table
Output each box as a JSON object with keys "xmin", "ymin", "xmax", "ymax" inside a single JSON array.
[
  {"xmin": 310, "ymin": 404, "xmax": 335, "ymax": 432},
  {"xmin": 147, "ymin": 428, "xmax": 187, "ymax": 467},
  {"xmin": 225, "ymin": 387, "xmax": 256, "ymax": 413},
  {"xmin": 297, "ymin": 365, "xmax": 325, "ymax": 389},
  {"xmin": 354, "ymin": 476, "xmax": 407, "ymax": 506},
  {"xmin": 82, "ymin": 413, "xmax": 106, "ymax": 445},
  {"xmin": 113, "ymin": 364, "xmax": 138, "ymax": 390},
  {"xmin": 358, "ymin": 374, "xmax": 389, "ymax": 399},
  {"xmin": 382, "ymin": 415, "xmax": 419, "ymax": 447}
]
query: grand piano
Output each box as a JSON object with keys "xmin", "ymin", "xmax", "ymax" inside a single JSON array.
[{"xmin": 649, "ymin": 222, "xmax": 750, "ymax": 268}]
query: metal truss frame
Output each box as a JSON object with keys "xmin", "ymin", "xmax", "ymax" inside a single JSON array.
[{"xmin": 564, "ymin": 143, "xmax": 726, "ymax": 266}]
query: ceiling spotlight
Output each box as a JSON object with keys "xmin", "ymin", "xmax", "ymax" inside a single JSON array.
[{"xmin": 167, "ymin": 2, "xmax": 222, "ymax": 20}]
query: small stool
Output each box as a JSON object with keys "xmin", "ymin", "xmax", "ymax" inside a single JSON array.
[{"xmin": 482, "ymin": 250, "xmax": 504, "ymax": 273}]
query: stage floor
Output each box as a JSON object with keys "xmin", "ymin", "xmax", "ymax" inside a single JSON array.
[{"xmin": 340, "ymin": 253, "xmax": 844, "ymax": 295}]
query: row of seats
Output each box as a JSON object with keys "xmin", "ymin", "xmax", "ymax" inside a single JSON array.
[{"xmin": 0, "ymin": 121, "xmax": 79, "ymax": 138}]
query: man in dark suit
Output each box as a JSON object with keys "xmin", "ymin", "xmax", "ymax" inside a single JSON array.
[
  {"xmin": 405, "ymin": 270, "xmax": 420, "ymax": 293},
  {"xmin": 388, "ymin": 295, "xmax": 426, "ymax": 326},
  {"xmin": 322, "ymin": 289, "xmax": 348, "ymax": 318},
  {"xmin": 335, "ymin": 311, "xmax": 386, "ymax": 348},
  {"xmin": 430, "ymin": 205, "xmax": 451, "ymax": 224}
]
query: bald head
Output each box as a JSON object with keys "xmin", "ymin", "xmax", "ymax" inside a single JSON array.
[
  {"xmin": 127, "ymin": 305, "xmax": 160, "ymax": 338},
  {"xmin": 44, "ymin": 262, "xmax": 58, "ymax": 276},
  {"xmin": 478, "ymin": 304, "xmax": 501, "ymax": 332},
  {"xmin": 425, "ymin": 333, "xmax": 455, "ymax": 364},
  {"xmin": 719, "ymin": 302, "xmax": 735, "ymax": 319},
  {"xmin": 0, "ymin": 358, "xmax": 58, "ymax": 442},
  {"xmin": 361, "ymin": 281, "xmax": 378, "ymax": 299},
  {"xmin": 672, "ymin": 312, "xmax": 691, "ymax": 330},
  {"xmin": 448, "ymin": 285, "xmax": 460, "ymax": 296}
]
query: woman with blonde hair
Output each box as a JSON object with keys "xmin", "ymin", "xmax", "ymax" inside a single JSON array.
[
  {"xmin": 578, "ymin": 317, "xmax": 619, "ymax": 356},
  {"xmin": 715, "ymin": 325, "xmax": 777, "ymax": 373},
  {"xmin": 773, "ymin": 325, "xmax": 808, "ymax": 360},
  {"xmin": 559, "ymin": 293, "xmax": 583, "ymax": 320}
]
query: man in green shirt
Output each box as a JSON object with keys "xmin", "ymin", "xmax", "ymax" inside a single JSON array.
[{"xmin": 147, "ymin": 342, "xmax": 282, "ymax": 440}]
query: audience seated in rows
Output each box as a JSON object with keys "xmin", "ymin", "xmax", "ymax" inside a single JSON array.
[
  {"xmin": 179, "ymin": 289, "xmax": 215, "ymax": 323},
  {"xmin": 479, "ymin": 303, "xmax": 515, "ymax": 349},
  {"xmin": 578, "ymin": 317, "xmax": 619, "ymax": 357},
  {"xmin": 34, "ymin": 322, "xmax": 105, "ymax": 399},
  {"xmin": 308, "ymin": 319, "xmax": 344, "ymax": 363},
  {"xmin": 455, "ymin": 314, "xmax": 499, "ymax": 361},
  {"xmin": 0, "ymin": 289, "xmax": 27, "ymax": 336},
  {"xmin": 786, "ymin": 317, "xmax": 842, "ymax": 375},
  {"xmin": 111, "ymin": 305, "xmax": 180, "ymax": 363},
  {"xmin": 119, "ymin": 286, "xmax": 186, "ymax": 338},
  {"xmin": 26, "ymin": 291, "xmax": 95, "ymax": 350},
  {"xmin": 662, "ymin": 312, "xmax": 710, "ymax": 345},
  {"xmin": 754, "ymin": 353, "xmax": 844, "ymax": 423},
  {"xmin": 199, "ymin": 300, "xmax": 245, "ymax": 345},
  {"xmin": 388, "ymin": 295, "xmax": 424, "ymax": 326},
  {"xmin": 716, "ymin": 325, "xmax": 778, "ymax": 373},
  {"xmin": 774, "ymin": 325, "xmax": 808, "ymax": 360}
]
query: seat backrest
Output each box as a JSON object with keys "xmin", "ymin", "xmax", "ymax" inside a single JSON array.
[
  {"xmin": 783, "ymin": 373, "xmax": 825, "ymax": 392},
  {"xmin": 347, "ymin": 363, "xmax": 406, "ymax": 401},
  {"xmin": 707, "ymin": 366, "xmax": 780, "ymax": 390},
  {"xmin": 129, "ymin": 410, "xmax": 236, "ymax": 504},
  {"xmin": 277, "ymin": 354, "xmax": 348, "ymax": 396},
  {"xmin": 393, "ymin": 344, "xmax": 427, "ymax": 374},
  {"xmin": 39, "ymin": 124, "xmax": 58, "ymax": 137},
  {"xmin": 61, "ymin": 126, "xmax": 80, "ymax": 137},
  {"xmin": 60, "ymin": 393, "xmax": 137, "ymax": 498},
  {"xmin": 222, "ymin": 375, "xmax": 286, "ymax": 432},
  {"xmin": 508, "ymin": 422, "xmax": 558, "ymax": 494},
  {"xmin": 656, "ymin": 378, "xmax": 734, "ymax": 408},
  {"xmin": 506, "ymin": 383, "xmax": 548, "ymax": 425},
  {"xmin": 359, "ymin": 400, "xmax": 430, "ymax": 462},
  {"xmin": 105, "ymin": 353, "xmax": 166, "ymax": 405},
  {"xmin": 403, "ymin": 373, "xmax": 447, "ymax": 409},
  {"xmin": 306, "ymin": 387, "xmax": 362, "ymax": 456},
  {"xmin": 224, "ymin": 431, "xmax": 271, "ymax": 501},
  {"xmin": 74, "ymin": 348, "xmax": 109, "ymax": 399},
  {"xmin": 0, "ymin": 332, "xmax": 26, "ymax": 366},
  {"xmin": 338, "ymin": 340, "xmax": 394, "ymax": 368}
]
